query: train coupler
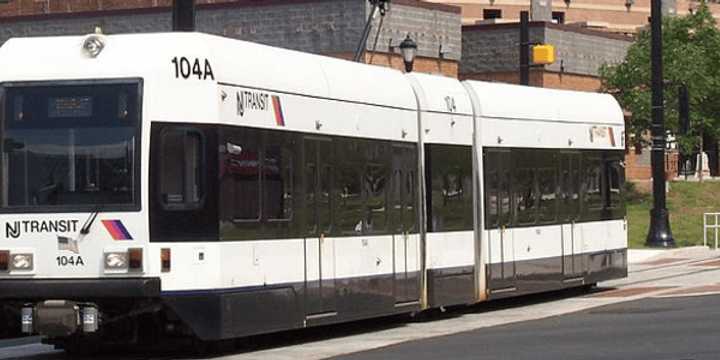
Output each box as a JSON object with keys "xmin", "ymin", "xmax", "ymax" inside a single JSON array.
[{"xmin": 21, "ymin": 301, "xmax": 100, "ymax": 337}]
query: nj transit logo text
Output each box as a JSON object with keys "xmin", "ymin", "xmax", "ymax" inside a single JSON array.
[{"xmin": 6, "ymin": 220, "xmax": 80, "ymax": 239}]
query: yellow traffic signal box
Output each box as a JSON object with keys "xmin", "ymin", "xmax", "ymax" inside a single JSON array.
[{"xmin": 532, "ymin": 44, "xmax": 555, "ymax": 65}]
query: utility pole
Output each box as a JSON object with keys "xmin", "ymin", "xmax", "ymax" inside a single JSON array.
[
  {"xmin": 172, "ymin": 0, "xmax": 195, "ymax": 32},
  {"xmin": 645, "ymin": 0, "xmax": 676, "ymax": 248},
  {"xmin": 519, "ymin": 11, "xmax": 529, "ymax": 86},
  {"xmin": 354, "ymin": 0, "xmax": 390, "ymax": 63}
]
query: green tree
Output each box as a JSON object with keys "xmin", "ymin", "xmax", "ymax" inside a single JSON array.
[{"xmin": 600, "ymin": 1, "xmax": 720, "ymax": 154}]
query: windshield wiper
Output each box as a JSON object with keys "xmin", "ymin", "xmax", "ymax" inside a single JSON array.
[{"xmin": 80, "ymin": 202, "xmax": 103, "ymax": 235}]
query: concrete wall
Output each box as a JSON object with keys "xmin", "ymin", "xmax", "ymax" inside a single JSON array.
[
  {"xmin": 367, "ymin": 1, "xmax": 462, "ymax": 61},
  {"xmin": 544, "ymin": 25, "xmax": 632, "ymax": 76},
  {"xmin": 460, "ymin": 22, "xmax": 631, "ymax": 78},
  {"xmin": 460, "ymin": 23, "xmax": 545, "ymax": 75}
]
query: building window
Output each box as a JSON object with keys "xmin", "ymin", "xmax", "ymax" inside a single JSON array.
[
  {"xmin": 552, "ymin": 11, "xmax": 565, "ymax": 24},
  {"xmin": 484, "ymin": 9, "xmax": 502, "ymax": 19}
]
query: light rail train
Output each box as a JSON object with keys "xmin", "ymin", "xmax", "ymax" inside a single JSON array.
[{"xmin": 0, "ymin": 31, "xmax": 627, "ymax": 351}]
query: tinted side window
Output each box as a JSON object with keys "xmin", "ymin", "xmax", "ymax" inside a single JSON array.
[
  {"xmin": 513, "ymin": 168, "xmax": 536, "ymax": 225},
  {"xmin": 537, "ymin": 167, "xmax": 557, "ymax": 224},
  {"xmin": 264, "ymin": 133, "xmax": 294, "ymax": 221},
  {"xmin": 560, "ymin": 154, "xmax": 581, "ymax": 221},
  {"xmin": 220, "ymin": 128, "xmax": 261, "ymax": 221},
  {"xmin": 484, "ymin": 164, "xmax": 499, "ymax": 229},
  {"xmin": 404, "ymin": 164, "xmax": 418, "ymax": 232},
  {"xmin": 426, "ymin": 144, "xmax": 473, "ymax": 232},
  {"xmin": 335, "ymin": 139, "xmax": 364, "ymax": 235},
  {"xmin": 484, "ymin": 150, "xmax": 512, "ymax": 229},
  {"xmin": 364, "ymin": 141, "xmax": 389, "ymax": 235},
  {"xmin": 160, "ymin": 128, "xmax": 204, "ymax": 210},
  {"xmin": 150, "ymin": 123, "xmax": 218, "ymax": 243},
  {"xmin": 584, "ymin": 156, "xmax": 604, "ymax": 212},
  {"xmin": 391, "ymin": 145, "xmax": 418, "ymax": 233},
  {"xmin": 606, "ymin": 156, "xmax": 624, "ymax": 210}
]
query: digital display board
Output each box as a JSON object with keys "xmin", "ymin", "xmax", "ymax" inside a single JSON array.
[{"xmin": 48, "ymin": 96, "xmax": 93, "ymax": 118}]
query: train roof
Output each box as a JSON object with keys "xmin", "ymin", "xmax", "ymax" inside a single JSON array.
[
  {"xmin": 0, "ymin": 32, "xmax": 624, "ymax": 128},
  {"xmin": 0, "ymin": 32, "xmax": 417, "ymax": 112},
  {"xmin": 465, "ymin": 81, "xmax": 624, "ymax": 125}
]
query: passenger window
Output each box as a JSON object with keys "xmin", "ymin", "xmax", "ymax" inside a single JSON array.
[
  {"xmin": 427, "ymin": 144, "xmax": 473, "ymax": 232},
  {"xmin": 606, "ymin": 158, "xmax": 624, "ymax": 209},
  {"xmin": 160, "ymin": 128, "xmax": 204, "ymax": 210},
  {"xmin": 392, "ymin": 145, "xmax": 418, "ymax": 233},
  {"xmin": 264, "ymin": 136, "xmax": 294, "ymax": 221},
  {"xmin": 485, "ymin": 169, "xmax": 499, "ymax": 229},
  {"xmin": 335, "ymin": 140, "xmax": 365, "ymax": 235},
  {"xmin": 537, "ymin": 167, "xmax": 557, "ymax": 223},
  {"xmin": 219, "ymin": 130, "xmax": 261, "ymax": 221},
  {"xmin": 585, "ymin": 158, "xmax": 604, "ymax": 210},
  {"xmin": 560, "ymin": 154, "xmax": 581, "ymax": 221},
  {"xmin": 404, "ymin": 168, "xmax": 417, "ymax": 232},
  {"xmin": 304, "ymin": 138, "xmax": 334, "ymax": 236},
  {"xmin": 365, "ymin": 149, "xmax": 389, "ymax": 235},
  {"xmin": 514, "ymin": 168, "xmax": 536, "ymax": 225}
]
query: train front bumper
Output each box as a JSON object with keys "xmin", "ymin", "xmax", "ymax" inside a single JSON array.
[
  {"xmin": 0, "ymin": 277, "xmax": 160, "ymax": 300},
  {"xmin": 0, "ymin": 277, "xmax": 160, "ymax": 337}
]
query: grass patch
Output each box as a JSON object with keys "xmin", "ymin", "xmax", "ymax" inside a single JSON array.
[{"xmin": 626, "ymin": 181, "xmax": 720, "ymax": 248}]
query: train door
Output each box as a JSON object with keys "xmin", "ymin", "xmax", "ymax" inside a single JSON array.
[
  {"xmin": 485, "ymin": 150, "xmax": 516, "ymax": 291},
  {"xmin": 560, "ymin": 153, "xmax": 585, "ymax": 280},
  {"xmin": 391, "ymin": 145, "xmax": 420, "ymax": 304},
  {"xmin": 304, "ymin": 138, "xmax": 337, "ymax": 317}
]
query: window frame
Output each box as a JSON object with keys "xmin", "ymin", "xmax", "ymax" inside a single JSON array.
[
  {"xmin": 222, "ymin": 128, "xmax": 263, "ymax": 223},
  {"xmin": 158, "ymin": 126, "xmax": 207, "ymax": 211},
  {"xmin": 0, "ymin": 78, "xmax": 143, "ymax": 214},
  {"xmin": 483, "ymin": 8, "xmax": 502, "ymax": 19}
]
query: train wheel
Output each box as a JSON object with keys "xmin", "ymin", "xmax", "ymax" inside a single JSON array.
[
  {"xmin": 191, "ymin": 338, "xmax": 235, "ymax": 355},
  {"xmin": 61, "ymin": 338, "xmax": 102, "ymax": 357}
]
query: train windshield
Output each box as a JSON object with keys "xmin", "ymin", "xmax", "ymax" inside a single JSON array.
[{"xmin": 0, "ymin": 82, "xmax": 140, "ymax": 212}]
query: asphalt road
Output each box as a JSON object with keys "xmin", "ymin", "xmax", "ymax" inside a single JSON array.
[{"xmin": 333, "ymin": 294, "xmax": 720, "ymax": 360}]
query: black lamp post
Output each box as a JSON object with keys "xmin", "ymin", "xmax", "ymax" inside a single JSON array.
[
  {"xmin": 645, "ymin": 0, "xmax": 675, "ymax": 248},
  {"xmin": 399, "ymin": 35, "xmax": 417, "ymax": 73}
]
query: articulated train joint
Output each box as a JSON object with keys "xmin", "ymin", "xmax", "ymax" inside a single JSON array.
[{"xmin": 21, "ymin": 300, "xmax": 100, "ymax": 337}]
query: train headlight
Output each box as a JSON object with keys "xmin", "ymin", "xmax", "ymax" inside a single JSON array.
[
  {"xmin": 82, "ymin": 34, "xmax": 106, "ymax": 58},
  {"xmin": 104, "ymin": 252, "xmax": 128, "ymax": 270},
  {"xmin": 11, "ymin": 254, "xmax": 33, "ymax": 271}
]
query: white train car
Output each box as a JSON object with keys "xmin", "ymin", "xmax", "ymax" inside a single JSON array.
[{"xmin": 0, "ymin": 32, "xmax": 626, "ymax": 349}]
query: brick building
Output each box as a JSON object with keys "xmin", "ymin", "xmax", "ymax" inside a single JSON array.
[
  {"xmin": 0, "ymin": 0, "xmax": 462, "ymax": 77},
  {"xmin": 429, "ymin": 0, "xmax": 720, "ymax": 34},
  {"xmin": 461, "ymin": 21, "xmax": 632, "ymax": 91}
]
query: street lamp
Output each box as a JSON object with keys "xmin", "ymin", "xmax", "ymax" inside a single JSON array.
[
  {"xmin": 645, "ymin": 0, "xmax": 675, "ymax": 248},
  {"xmin": 399, "ymin": 35, "xmax": 417, "ymax": 73}
]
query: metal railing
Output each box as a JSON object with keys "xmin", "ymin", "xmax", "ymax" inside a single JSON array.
[{"xmin": 703, "ymin": 213, "xmax": 720, "ymax": 249}]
